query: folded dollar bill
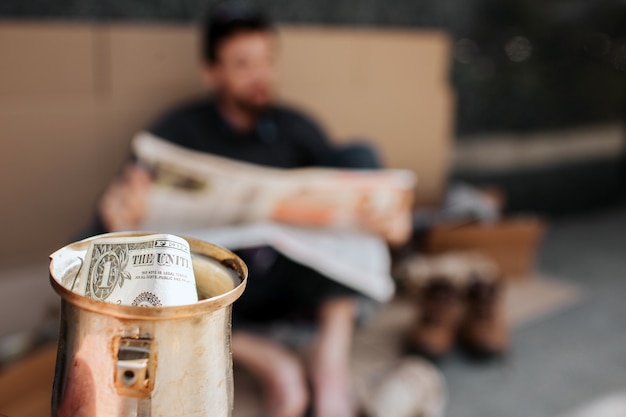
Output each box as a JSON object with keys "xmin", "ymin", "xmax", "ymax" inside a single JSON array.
[{"xmin": 70, "ymin": 234, "xmax": 198, "ymax": 307}]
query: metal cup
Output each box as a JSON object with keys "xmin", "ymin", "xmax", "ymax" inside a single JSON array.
[{"xmin": 49, "ymin": 232, "xmax": 248, "ymax": 417}]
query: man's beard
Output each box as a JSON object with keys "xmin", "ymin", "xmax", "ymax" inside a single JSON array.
[{"xmin": 232, "ymin": 94, "xmax": 271, "ymax": 118}]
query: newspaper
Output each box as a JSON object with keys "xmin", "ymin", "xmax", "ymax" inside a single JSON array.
[
  {"xmin": 131, "ymin": 132, "xmax": 417, "ymax": 302},
  {"xmin": 133, "ymin": 132, "xmax": 415, "ymax": 233},
  {"xmin": 53, "ymin": 234, "xmax": 198, "ymax": 306},
  {"xmin": 163, "ymin": 222, "xmax": 395, "ymax": 302}
]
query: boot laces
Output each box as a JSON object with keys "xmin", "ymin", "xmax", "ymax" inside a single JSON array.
[
  {"xmin": 421, "ymin": 279, "xmax": 457, "ymax": 325},
  {"xmin": 468, "ymin": 281, "xmax": 499, "ymax": 321}
]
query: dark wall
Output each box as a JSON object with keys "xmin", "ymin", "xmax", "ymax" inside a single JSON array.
[{"xmin": 452, "ymin": 0, "xmax": 626, "ymax": 136}]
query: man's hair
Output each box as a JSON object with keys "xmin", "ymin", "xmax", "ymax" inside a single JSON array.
[{"xmin": 202, "ymin": 1, "xmax": 274, "ymax": 64}]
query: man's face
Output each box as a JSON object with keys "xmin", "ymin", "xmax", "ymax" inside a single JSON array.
[{"xmin": 207, "ymin": 31, "xmax": 277, "ymax": 112}]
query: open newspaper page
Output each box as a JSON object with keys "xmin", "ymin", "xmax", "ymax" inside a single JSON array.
[{"xmin": 132, "ymin": 132, "xmax": 417, "ymax": 302}]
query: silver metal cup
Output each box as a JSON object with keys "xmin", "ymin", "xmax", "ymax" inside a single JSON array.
[{"xmin": 49, "ymin": 232, "xmax": 248, "ymax": 417}]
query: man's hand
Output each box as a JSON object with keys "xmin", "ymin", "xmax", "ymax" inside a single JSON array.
[
  {"xmin": 357, "ymin": 210, "xmax": 412, "ymax": 246},
  {"xmin": 98, "ymin": 164, "xmax": 152, "ymax": 232},
  {"xmin": 356, "ymin": 190, "xmax": 413, "ymax": 246}
]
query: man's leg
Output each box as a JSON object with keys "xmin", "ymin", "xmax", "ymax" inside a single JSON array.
[
  {"xmin": 232, "ymin": 331, "xmax": 309, "ymax": 417},
  {"xmin": 310, "ymin": 297, "xmax": 358, "ymax": 417},
  {"xmin": 319, "ymin": 142, "xmax": 382, "ymax": 170},
  {"xmin": 232, "ymin": 251, "xmax": 362, "ymax": 417}
]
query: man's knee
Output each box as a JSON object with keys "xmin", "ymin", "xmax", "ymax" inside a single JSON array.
[{"xmin": 323, "ymin": 141, "xmax": 382, "ymax": 169}]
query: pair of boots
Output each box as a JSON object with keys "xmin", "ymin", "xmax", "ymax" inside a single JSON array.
[{"xmin": 407, "ymin": 276, "xmax": 508, "ymax": 361}]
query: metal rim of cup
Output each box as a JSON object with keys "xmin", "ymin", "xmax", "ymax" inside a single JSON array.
[{"xmin": 49, "ymin": 231, "xmax": 248, "ymax": 320}]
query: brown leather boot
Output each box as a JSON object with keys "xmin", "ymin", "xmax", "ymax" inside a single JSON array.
[
  {"xmin": 458, "ymin": 278, "xmax": 509, "ymax": 359},
  {"xmin": 407, "ymin": 278, "xmax": 461, "ymax": 361}
]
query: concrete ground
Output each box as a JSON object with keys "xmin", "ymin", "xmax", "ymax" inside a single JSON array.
[{"xmin": 441, "ymin": 203, "xmax": 626, "ymax": 417}]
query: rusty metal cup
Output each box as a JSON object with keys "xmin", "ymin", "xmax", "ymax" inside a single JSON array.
[{"xmin": 49, "ymin": 232, "xmax": 247, "ymax": 417}]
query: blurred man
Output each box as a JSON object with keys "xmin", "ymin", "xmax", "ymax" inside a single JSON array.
[{"xmin": 97, "ymin": 2, "xmax": 410, "ymax": 417}]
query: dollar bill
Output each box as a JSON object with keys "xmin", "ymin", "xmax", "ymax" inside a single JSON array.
[{"xmin": 73, "ymin": 234, "xmax": 198, "ymax": 306}]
